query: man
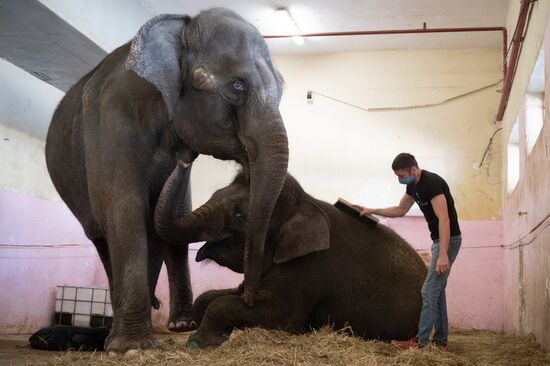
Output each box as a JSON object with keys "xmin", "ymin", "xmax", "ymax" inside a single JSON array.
[{"xmin": 354, "ymin": 153, "xmax": 461, "ymax": 351}]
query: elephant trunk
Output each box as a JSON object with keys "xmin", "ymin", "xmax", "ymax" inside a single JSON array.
[
  {"xmin": 239, "ymin": 106, "xmax": 289, "ymax": 306},
  {"xmin": 155, "ymin": 161, "xmax": 195, "ymax": 243}
]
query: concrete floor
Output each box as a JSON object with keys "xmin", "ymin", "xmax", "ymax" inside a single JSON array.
[
  {"xmin": 0, "ymin": 334, "xmax": 60, "ymax": 365},
  {"xmin": 0, "ymin": 333, "xmax": 178, "ymax": 365}
]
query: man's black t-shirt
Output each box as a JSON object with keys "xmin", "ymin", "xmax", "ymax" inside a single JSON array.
[{"xmin": 405, "ymin": 170, "xmax": 461, "ymax": 241}]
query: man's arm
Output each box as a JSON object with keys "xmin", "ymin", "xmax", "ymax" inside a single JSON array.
[
  {"xmin": 354, "ymin": 194, "xmax": 415, "ymax": 218},
  {"xmin": 432, "ymin": 194, "xmax": 450, "ymax": 275}
]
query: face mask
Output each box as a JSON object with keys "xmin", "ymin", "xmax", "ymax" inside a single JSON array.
[{"xmin": 399, "ymin": 175, "xmax": 414, "ymax": 185}]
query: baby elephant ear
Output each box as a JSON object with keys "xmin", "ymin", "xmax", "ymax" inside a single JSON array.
[
  {"xmin": 126, "ymin": 14, "xmax": 191, "ymax": 119},
  {"xmin": 274, "ymin": 199, "xmax": 330, "ymax": 264}
]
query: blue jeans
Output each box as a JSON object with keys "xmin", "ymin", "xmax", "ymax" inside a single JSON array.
[{"xmin": 416, "ymin": 235, "xmax": 461, "ymax": 346}]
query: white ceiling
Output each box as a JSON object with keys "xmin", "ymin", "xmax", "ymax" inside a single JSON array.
[{"xmin": 140, "ymin": 0, "xmax": 510, "ymax": 54}]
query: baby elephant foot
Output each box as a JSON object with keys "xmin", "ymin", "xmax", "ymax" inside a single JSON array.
[
  {"xmin": 186, "ymin": 330, "xmax": 227, "ymax": 349},
  {"xmin": 105, "ymin": 333, "xmax": 157, "ymax": 355},
  {"xmin": 168, "ymin": 316, "xmax": 197, "ymax": 332}
]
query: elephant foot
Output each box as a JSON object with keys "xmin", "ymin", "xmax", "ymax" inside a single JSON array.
[
  {"xmin": 168, "ymin": 316, "xmax": 197, "ymax": 332},
  {"xmin": 105, "ymin": 333, "xmax": 157, "ymax": 354},
  {"xmin": 186, "ymin": 330, "xmax": 227, "ymax": 349}
]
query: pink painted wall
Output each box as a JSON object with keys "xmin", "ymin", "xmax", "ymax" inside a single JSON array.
[
  {"xmin": 501, "ymin": 23, "xmax": 550, "ymax": 351},
  {"xmin": 384, "ymin": 217, "xmax": 504, "ymax": 331},
  {"xmin": 0, "ymin": 188, "xmax": 96, "ymax": 334}
]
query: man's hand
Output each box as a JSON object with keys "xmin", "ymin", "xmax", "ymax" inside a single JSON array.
[
  {"xmin": 360, "ymin": 207, "xmax": 375, "ymax": 216},
  {"xmin": 353, "ymin": 204, "xmax": 375, "ymax": 216},
  {"xmin": 436, "ymin": 254, "xmax": 450, "ymax": 275},
  {"xmin": 353, "ymin": 205, "xmax": 374, "ymax": 216}
]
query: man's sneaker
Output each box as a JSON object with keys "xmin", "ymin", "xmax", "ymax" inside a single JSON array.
[{"xmin": 391, "ymin": 338, "xmax": 421, "ymax": 350}]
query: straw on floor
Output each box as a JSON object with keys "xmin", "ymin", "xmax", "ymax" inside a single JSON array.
[{"xmin": 51, "ymin": 327, "xmax": 550, "ymax": 366}]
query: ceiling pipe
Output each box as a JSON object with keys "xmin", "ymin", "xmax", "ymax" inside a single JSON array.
[
  {"xmin": 263, "ymin": 25, "xmax": 512, "ymax": 92},
  {"xmin": 263, "ymin": 27, "xmax": 506, "ymax": 38},
  {"xmin": 495, "ymin": 0, "xmax": 532, "ymax": 121},
  {"xmin": 264, "ymin": 26, "xmax": 508, "ymax": 81}
]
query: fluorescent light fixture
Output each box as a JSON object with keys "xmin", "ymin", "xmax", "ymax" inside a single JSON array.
[
  {"xmin": 292, "ymin": 35, "xmax": 304, "ymax": 45},
  {"xmin": 275, "ymin": 7, "xmax": 304, "ymax": 45}
]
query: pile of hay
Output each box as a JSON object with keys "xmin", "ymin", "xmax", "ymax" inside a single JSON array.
[{"xmin": 51, "ymin": 327, "xmax": 550, "ymax": 366}]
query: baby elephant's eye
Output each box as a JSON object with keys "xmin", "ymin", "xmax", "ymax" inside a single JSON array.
[{"xmin": 235, "ymin": 212, "xmax": 245, "ymax": 222}]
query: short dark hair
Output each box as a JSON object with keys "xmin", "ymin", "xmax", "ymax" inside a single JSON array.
[{"xmin": 392, "ymin": 153, "xmax": 418, "ymax": 171}]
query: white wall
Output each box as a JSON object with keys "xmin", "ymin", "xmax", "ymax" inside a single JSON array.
[
  {"xmin": 186, "ymin": 49, "xmax": 504, "ymax": 218},
  {"xmin": 273, "ymin": 48, "xmax": 503, "ymax": 220},
  {"xmin": 0, "ymin": 58, "xmax": 63, "ymax": 201}
]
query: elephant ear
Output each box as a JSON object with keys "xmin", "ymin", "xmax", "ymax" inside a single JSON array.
[
  {"xmin": 273, "ymin": 199, "xmax": 330, "ymax": 264},
  {"xmin": 126, "ymin": 14, "xmax": 190, "ymax": 119}
]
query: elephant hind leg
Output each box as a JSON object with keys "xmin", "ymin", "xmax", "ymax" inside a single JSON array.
[
  {"xmin": 94, "ymin": 237, "xmax": 161, "ymax": 315},
  {"xmin": 146, "ymin": 233, "xmax": 168, "ymax": 314},
  {"xmin": 151, "ymin": 295, "xmax": 161, "ymax": 310},
  {"xmin": 92, "ymin": 237, "xmax": 121, "ymax": 347},
  {"xmin": 93, "ymin": 238, "xmax": 113, "ymax": 292},
  {"xmin": 103, "ymin": 205, "xmax": 156, "ymax": 353},
  {"xmin": 187, "ymin": 293, "xmax": 295, "ymax": 348},
  {"xmin": 191, "ymin": 287, "xmax": 243, "ymax": 327}
]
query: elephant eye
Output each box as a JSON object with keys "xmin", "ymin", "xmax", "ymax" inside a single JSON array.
[
  {"xmin": 232, "ymin": 79, "xmax": 246, "ymax": 93},
  {"xmin": 235, "ymin": 212, "xmax": 246, "ymax": 222}
]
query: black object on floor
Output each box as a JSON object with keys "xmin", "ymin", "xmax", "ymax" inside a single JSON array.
[{"xmin": 29, "ymin": 325, "xmax": 109, "ymax": 351}]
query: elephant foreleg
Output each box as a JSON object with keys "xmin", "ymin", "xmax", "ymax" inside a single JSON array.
[
  {"xmin": 164, "ymin": 244, "xmax": 194, "ymax": 331},
  {"xmin": 163, "ymin": 171, "xmax": 196, "ymax": 332}
]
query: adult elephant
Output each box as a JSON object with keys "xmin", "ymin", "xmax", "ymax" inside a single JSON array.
[
  {"xmin": 155, "ymin": 162, "xmax": 427, "ymax": 348},
  {"xmin": 45, "ymin": 8, "xmax": 288, "ymax": 353}
]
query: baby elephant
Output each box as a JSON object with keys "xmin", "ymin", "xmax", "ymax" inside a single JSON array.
[{"xmin": 155, "ymin": 161, "xmax": 427, "ymax": 348}]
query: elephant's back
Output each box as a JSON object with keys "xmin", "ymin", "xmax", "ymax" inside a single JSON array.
[
  {"xmin": 310, "ymin": 199, "xmax": 426, "ymax": 340},
  {"xmin": 45, "ymin": 43, "xmax": 133, "ymax": 169},
  {"xmin": 44, "ymin": 42, "xmax": 160, "ymax": 239},
  {"xmin": 320, "ymin": 199, "xmax": 425, "ymax": 275},
  {"xmin": 45, "ymin": 58, "xmax": 101, "ymax": 233},
  {"xmin": 321, "ymin": 200, "xmax": 426, "ymax": 293}
]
